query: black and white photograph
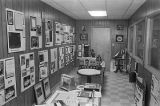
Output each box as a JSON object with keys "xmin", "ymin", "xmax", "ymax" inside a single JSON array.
[
  {"xmin": 116, "ymin": 35, "xmax": 124, "ymax": 42},
  {"xmin": 42, "ymin": 78, "xmax": 51, "ymax": 98},
  {"xmin": 7, "ymin": 10, "xmax": 13, "ymax": 25},
  {"xmin": 31, "ymin": 36, "xmax": 39, "ymax": 48},
  {"xmin": 5, "ymin": 85, "xmax": 15, "ymax": 102},
  {"xmin": 21, "ymin": 56, "xmax": 25, "ymax": 66},
  {"xmin": 23, "ymin": 75, "xmax": 31, "ymax": 88},
  {"xmin": 34, "ymin": 82, "xmax": 45, "ymax": 104},
  {"xmin": 30, "ymin": 16, "xmax": 36, "ymax": 31},
  {"xmin": 1, "ymin": 0, "xmax": 160, "ymax": 106}
]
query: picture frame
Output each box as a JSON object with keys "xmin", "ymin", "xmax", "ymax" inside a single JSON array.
[
  {"xmin": 42, "ymin": 77, "xmax": 51, "ymax": 99},
  {"xmin": 80, "ymin": 33, "xmax": 88, "ymax": 40},
  {"xmin": 31, "ymin": 36, "xmax": 39, "ymax": 48},
  {"xmin": 7, "ymin": 10, "xmax": 13, "ymax": 25},
  {"xmin": 34, "ymin": 82, "xmax": 45, "ymax": 105},
  {"xmin": 116, "ymin": 35, "xmax": 124, "ymax": 42},
  {"xmin": 30, "ymin": 16, "xmax": 36, "ymax": 31},
  {"xmin": 60, "ymin": 74, "xmax": 74, "ymax": 91}
]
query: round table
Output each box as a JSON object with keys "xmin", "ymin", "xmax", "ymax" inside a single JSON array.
[{"xmin": 77, "ymin": 69, "xmax": 101, "ymax": 83}]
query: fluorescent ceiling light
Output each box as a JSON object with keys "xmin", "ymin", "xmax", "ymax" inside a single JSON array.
[{"xmin": 88, "ymin": 11, "xmax": 107, "ymax": 16}]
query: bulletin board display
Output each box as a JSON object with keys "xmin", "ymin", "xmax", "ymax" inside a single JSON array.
[
  {"xmin": 0, "ymin": 57, "xmax": 17, "ymax": 105},
  {"xmin": 65, "ymin": 46, "xmax": 70, "ymax": 65},
  {"xmin": 20, "ymin": 52, "xmax": 35, "ymax": 92},
  {"xmin": 55, "ymin": 22, "xmax": 62, "ymax": 45},
  {"xmin": 45, "ymin": 19, "xmax": 54, "ymax": 47},
  {"xmin": 59, "ymin": 47, "xmax": 65, "ymax": 69},
  {"xmin": 30, "ymin": 16, "xmax": 42, "ymax": 49},
  {"xmin": 50, "ymin": 48, "xmax": 58, "ymax": 74},
  {"xmin": 55, "ymin": 22, "xmax": 75, "ymax": 45},
  {"xmin": 6, "ymin": 8, "xmax": 26, "ymax": 53},
  {"xmin": 38, "ymin": 50, "xmax": 49, "ymax": 81}
]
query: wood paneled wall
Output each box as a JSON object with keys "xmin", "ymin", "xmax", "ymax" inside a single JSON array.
[
  {"xmin": 0, "ymin": 0, "xmax": 76, "ymax": 106},
  {"xmin": 129, "ymin": 0, "xmax": 160, "ymax": 106},
  {"xmin": 76, "ymin": 20, "xmax": 128, "ymax": 58}
]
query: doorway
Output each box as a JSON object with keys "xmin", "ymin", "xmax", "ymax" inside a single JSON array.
[{"xmin": 91, "ymin": 28, "xmax": 111, "ymax": 70}]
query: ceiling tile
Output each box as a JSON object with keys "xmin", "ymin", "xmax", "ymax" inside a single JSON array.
[{"xmin": 41, "ymin": 0, "xmax": 146, "ymax": 20}]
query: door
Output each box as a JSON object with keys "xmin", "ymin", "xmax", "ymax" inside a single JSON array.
[{"xmin": 91, "ymin": 28, "xmax": 111, "ymax": 70}]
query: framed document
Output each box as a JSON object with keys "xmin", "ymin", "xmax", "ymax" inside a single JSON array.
[
  {"xmin": 34, "ymin": 82, "xmax": 45, "ymax": 104},
  {"xmin": 42, "ymin": 77, "xmax": 51, "ymax": 98}
]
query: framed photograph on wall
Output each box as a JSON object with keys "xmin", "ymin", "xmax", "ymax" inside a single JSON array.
[
  {"xmin": 30, "ymin": 16, "xmax": 36, "ymax": 31},
  {"xmin": 34, "ymin": 82, "xmax": 45, "ymax": 105},
  {"xmin": 60, "ymin": 74, "xmax": 73, "ymax": 91},
  {"xmin": 116, "ymin": 35, "xmax": 124, "ymax": 42},
  {"xmin": 80, "ymin": 33, "xmax": 88, "ymax": 40},
  {"xmin": 7, "ymin": 10, "xmax": 13, "ymax": 25},
  {"xmin": 42, "ymin": 77, "xmax": 51, "ymax": 98}
]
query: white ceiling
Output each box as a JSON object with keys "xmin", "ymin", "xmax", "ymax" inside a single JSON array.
[{"xmin": 41, "ymin": 0, "xmax": 146, "ymax": 20}]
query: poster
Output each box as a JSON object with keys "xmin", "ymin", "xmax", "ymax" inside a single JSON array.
[
  {"xmin": 6, "ymin": 8, "xmax": 26, "ymax": 53},
  {"xmin": 65, "ymin": 46, "xmax": 70, "ymax": 65},
  {"xmin": 20, "ymin": 52, "xmax": 35, "ymax": 92},
  {"xmin": 30, "ymin": 16, "xmax": 42, "ymax": 49},
  {"xmin": 59, "ymin": 47, "xmax": 65, "ymax": 69},
  {"xmin": 38, "ymin": 50, "xmax": 49, "ymax": 81},
  {"xmin": 45, "ymin": 20, "xmax": 53, "ymax": 47},
  {"xmin": 70, "ymin": 45, "xmax": 75, "ymax": 61},
  {"xmin": 50, "ymin": 48, "xmax": 58, "ymax": 74},
  {"xmin": 55, "ymin": 22, "xmax": 62, "ymax": 45},
  {"xmin": 0, "ymin": 57, "xmax": 17, "ymax": 105}
]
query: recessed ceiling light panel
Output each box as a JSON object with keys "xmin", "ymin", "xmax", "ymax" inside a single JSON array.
[{"xmin": 88, "ymin": 11, "xmax": 107, "ymax": 16}]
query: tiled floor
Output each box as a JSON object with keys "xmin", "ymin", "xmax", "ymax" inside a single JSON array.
[
  {"xmin": 69, "ymin": 68, "xmax": 136, "ymax": 106},
  {"xmin": 101, "ymin": 71, "xmax": 135, "ymax": 106}
]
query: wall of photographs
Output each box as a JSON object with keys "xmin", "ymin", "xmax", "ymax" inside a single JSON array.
[
  {"xmin": 55, "ymin": 22, "xmax": 75, "ymax": 45},
  {"xmin": 6, "ymin": 8, "xmax": 26, "ymax": 53},
  {"xmin": 30, "ymin": 16, "xmax": 42, "ymax": 49},
  {"xmin": 0, "ymin": 57, "xmax": 17, "ymax": 105},
  {"xmin": 0, "ymin": 0, "xmax": 76, "ymax": 105},
  {"xmin": 20, "ymin": 53, "xmax": 35, "ymax": 92}
]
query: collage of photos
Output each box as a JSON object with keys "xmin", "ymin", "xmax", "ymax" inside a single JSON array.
[
  {"xmin": 45, "ymin": 19, "xmax": 54, "ymax": 47},
  {"xmin": 50, "ymin": 48, "xmax": 58, "ymax": 74},
  {"xmin": 55, "ymin": 22, "xmax": 75, "ymax": 45},
  {"xmin": 20, "ymin": 52, "xmax": 35, "ymax": 92},
  {"xmin": 65, "ymin": 46, "xmax": 70, "ymax": 65},
  {"xmin": 38, "ymin": 50, "xmax": 49, "ymax": 81},
  {"xmin": 0, "ymin": 57, "xmax": 17, "ymax": 105},
  {"xmin": 59, "ymin": 47, "xmax": 65, "ymax": 69},
  {"xmin": 6, "ymin": 8, "xmax": 26, "ymax": 53},
  {"xmin": 30, "ymin": 16, "xmax": 42, "ymax": 49}
]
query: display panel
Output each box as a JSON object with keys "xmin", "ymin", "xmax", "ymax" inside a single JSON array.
[
  {"xmin": 128, "ymin": 26, "xmax": 134, "ymax": 53},
  {"xmin": 148, "ymin": 14, "xmax": 160, "ymax": 70},
  {"xmin": 135, "ymin": 20, "xmax": 145, "ymax": 60}
]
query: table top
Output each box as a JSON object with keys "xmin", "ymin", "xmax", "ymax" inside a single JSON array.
[
  {"xmin": 45, "ymin": 90, "xmax": 101, "ymax": 106},
  {"xmin": 77, "ymin": 69, "xmax": 101, "ymax": 76}
]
